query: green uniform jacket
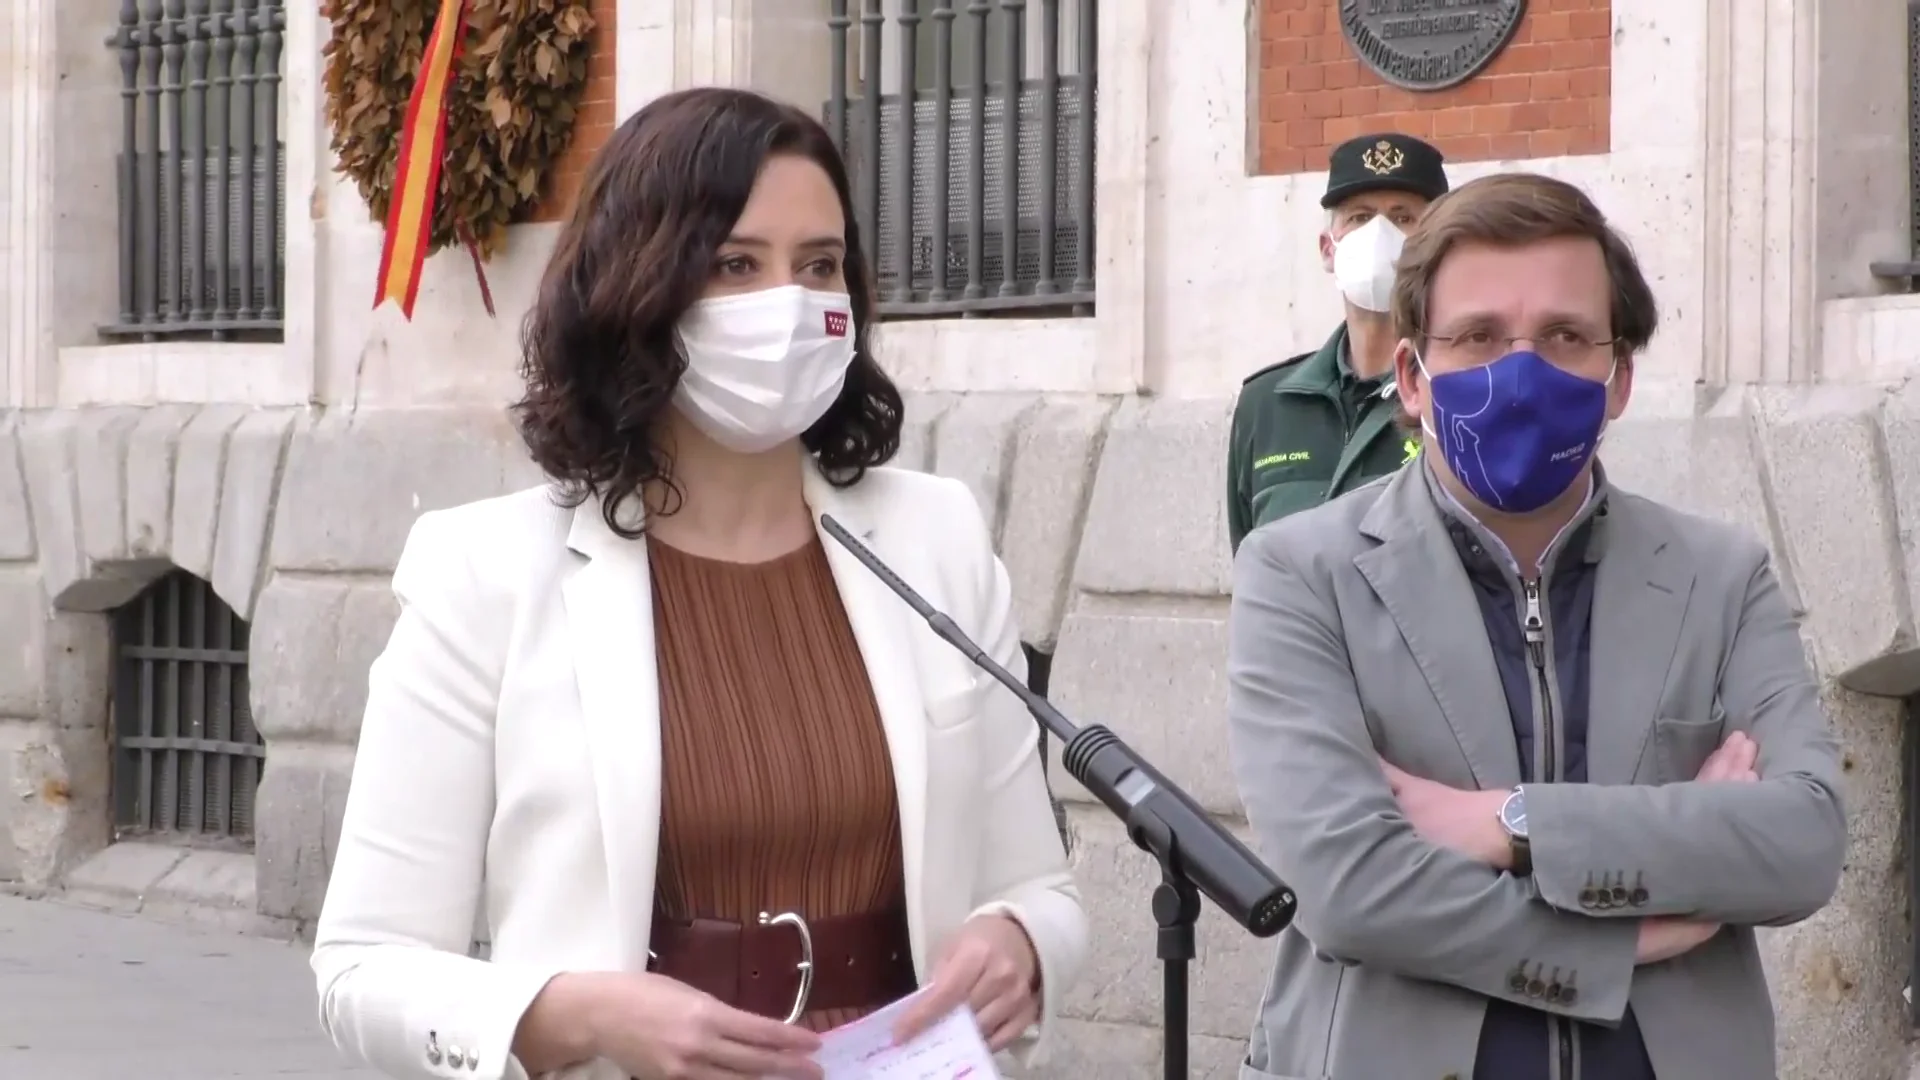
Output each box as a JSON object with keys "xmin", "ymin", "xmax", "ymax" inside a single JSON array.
[{"xmin": 1226, "ymin": 325, "xmax": 1419, "ymax": 553}]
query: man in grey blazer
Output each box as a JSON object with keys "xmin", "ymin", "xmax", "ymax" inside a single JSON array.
[{"xmin": 1226, "ymin": 172, "xmax": 1846, "ymax": 1080}]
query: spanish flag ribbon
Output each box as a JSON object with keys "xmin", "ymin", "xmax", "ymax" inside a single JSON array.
[{"xmin": 373, "ymin": 0, "xmax": 469, "ymax": 319}]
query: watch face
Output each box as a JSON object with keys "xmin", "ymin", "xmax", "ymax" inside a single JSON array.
[{"xmin": 1500, "ymin": 790, "xmax": 1528, "ymax": 838}]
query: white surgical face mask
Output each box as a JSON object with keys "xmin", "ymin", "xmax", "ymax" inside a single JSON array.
[
  {"xmin": 1331, "ymin": 216, "xmax": 1406, "ymax": 313},
  {"xmin": 673, "ymin": 285, "xmax": 858, "ymax": 454}
]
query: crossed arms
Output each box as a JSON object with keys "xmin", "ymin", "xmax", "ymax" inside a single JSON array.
[{"xmin": 1224, "ymin": 525, "xmax": 1847, "ymax": 1024}]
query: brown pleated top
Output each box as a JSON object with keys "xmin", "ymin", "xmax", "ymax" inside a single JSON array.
[{"xmin": 647, "ymin": 534, "xmax": 909, "ymax": 1031}]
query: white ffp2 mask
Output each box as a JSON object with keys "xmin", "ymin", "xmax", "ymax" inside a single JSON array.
[
  {"xmin": 673, "ymin": 285, "xmax": 858, "ymax": 454},
  {"xmin": 1331, "ymin": 216, "xmax": 1406, "ymax": 313}
]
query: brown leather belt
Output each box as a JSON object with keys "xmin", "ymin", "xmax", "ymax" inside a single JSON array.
[{"xmin": 647, "ymin": 906, "xmax": 917, "ymax": 1021}]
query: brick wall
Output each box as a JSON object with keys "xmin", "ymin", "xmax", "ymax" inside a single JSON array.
[
  {"xmin": 531, "ymin": 0, "xmax": 618, "ymax": 221},
  {"xmin": 1254, "ymin": 0, "xmax": 1611, "ymax": 176}
]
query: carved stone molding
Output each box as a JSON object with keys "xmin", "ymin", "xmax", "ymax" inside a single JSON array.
[{"xmin": 0, "ymin": 0, "xmax": 56, "ymax": 409}]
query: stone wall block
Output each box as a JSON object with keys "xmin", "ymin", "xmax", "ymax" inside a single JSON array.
[
  {"xmin": 17, "ymin": 412, "xmax": 85, "ymax": 603},
  {"xmin": 38, "ymin": 609, "xmax": 114, "ymax": 734},
  {"xmin": 928, "ymin": 393, "xmax": 1042, "ymax": 541},
  {"xmin": 147, "ymin": 849, "xmax": 266, "ymax": 934},
  {"xmin": 170, "ymin": 405, "xmax": 253, "ymax": 582},
  {"xmin": 0, "ymin": 577, "xmax": 106, "ymax": 736},
  {"xmin": 1047, "ymin": 609, "xmax": 1239, "ymax": 814},
  {"xmin": 1596, "ymin": 382, "xmax": 1710, "ymax": 508},
  {"xmin": 1601, "ymin": 387, "xmax": 1763, "ymax": 521},
  {"xmin": 123, "ymin": 405, "xmax": 201, "ymax": 559},
  {"xmin": 73, "ymin": 408, "xmax": 144, "ymax": 566},
  {"xmin": 250, "ymin": 575, "xmax": 400, "ymax": 745},
  {"xmin": 1759, "ymin": 689, "xmax": 1907, "ymax": 1080},
  {"xmin": 1753, "ymin": 386, "xmax": 1913, "ymax": 687},
  {"xmin": 28, "ymin": 409, "xmax": 200, "ymax": 614},
  {"xmin": 1045, "ymin": 810, "xmax": 1268, "ymax": 1041},
  {"xmin": 61, "ymin": 842, "xmax": 187, "ymax": 915},
  {"xmin": 1683, "ymin": 390, "xmax": 1786, "ymax": 558},
  {"xmin": 0, "ymin": 720, "xmax": 112, "ymax": 887},
  {"xmin": 999, "ymin": 397, "xmax": 1115, "ymax": 648},
  {"xmin": 253, "ymin": 746, "xmax": 354, "ymax": 923},
  {"xmin": 897, "ymin": 392, "xmax": 959, "ymax": 473},
  {"xmin": 1599, "ymin": 414, "xmax": 1700, "ymax": 508},
  {"xmin": 1872, "ymin": 379, "xmax": 1920, "ymax": 675},
  {"xmin": 210, "ymin": 410, "xmax": 295, "ymax": 620},
  {"xmin": 271, "ymin": 408, "xmax": 537, "ymax": 574},
  {"xmin": 0, "ymin": 415, "xmax": 37, "ymax": 561},
  {"xmin": 1074, "ymin": 398, "xmax": 1235, "ymax": 596},
  {"xmin": 1608, "ymin": 392, "xmax": 1801, "ymax": 611},
  {"xmin": 1603, "ymin": 388, "xmax": 1783, "ymax": 548},
  {"xmin": 0, "ymin": 569, "xmax": 47, "ymax": 720}
]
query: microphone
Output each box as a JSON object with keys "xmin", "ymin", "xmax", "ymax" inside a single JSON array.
[{"xmin": 819, "ymin": 514, "xmax": 1295, "ymax": 939}]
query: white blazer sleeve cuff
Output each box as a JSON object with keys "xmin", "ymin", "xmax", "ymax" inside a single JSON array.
[
  {"xmin": 314, "ymin": 945, "xmax": 563, "ymax": 1080},
  {"xmin": 967, "ymin": 885, "xmax": 1085, "ymax": 1067}
]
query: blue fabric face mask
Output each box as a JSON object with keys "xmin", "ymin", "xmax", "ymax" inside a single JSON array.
[{"xmin": 1417, "ymin": 350, "xmax": 1613, "ymax": 514}]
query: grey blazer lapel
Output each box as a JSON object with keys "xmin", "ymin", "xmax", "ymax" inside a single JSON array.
[
  {"xmin": 1586, "ymin": 496, "xmax": 1697, "ymax": 783},
  {"xmin": 1353, "ymin": 468, "xmax": 1523, "ymax": 789}
]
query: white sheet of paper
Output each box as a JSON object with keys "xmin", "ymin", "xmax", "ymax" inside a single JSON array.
[{"xmin": 808, "ymin": 990, "xmax": 1001, "ymax": 1079}]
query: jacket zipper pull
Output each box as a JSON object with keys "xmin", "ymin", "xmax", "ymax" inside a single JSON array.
[{"xmin": 1522, "ymin": 581, "xmax": 1546, "ymax": 668}]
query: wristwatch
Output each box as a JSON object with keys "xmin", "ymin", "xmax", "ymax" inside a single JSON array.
[{"xmin": 1498, "ymin": 786, "xmax": 1531, "ymax": 876}]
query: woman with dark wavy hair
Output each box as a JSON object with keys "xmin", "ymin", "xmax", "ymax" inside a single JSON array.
[{"xmin": 309, "ymin": 87, "xmax": 1087, "ymax": 1080}]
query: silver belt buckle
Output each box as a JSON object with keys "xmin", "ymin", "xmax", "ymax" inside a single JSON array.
[{"xmin": 758, "ymin": 910, "xmax": 815, "ymax": 1024}]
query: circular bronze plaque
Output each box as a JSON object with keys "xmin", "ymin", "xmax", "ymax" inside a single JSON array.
[{"xmin": 1338, "ymin": 0, "xmax": 1528, "ymax": 92}]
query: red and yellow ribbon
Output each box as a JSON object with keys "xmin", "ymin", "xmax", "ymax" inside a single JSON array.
[{"xmin": 373, "ymin": 0, "xmax": 469, "ymax": 319}]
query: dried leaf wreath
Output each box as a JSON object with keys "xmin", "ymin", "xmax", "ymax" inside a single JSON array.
[{"xmin": 321, "ymin": 0, "xmax": 597, "ymax": 262}]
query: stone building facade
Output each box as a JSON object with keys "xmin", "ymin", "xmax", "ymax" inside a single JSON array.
[{"xmin": 3, "ymin": 0, "xmax": 1919, "ymax": 1077}]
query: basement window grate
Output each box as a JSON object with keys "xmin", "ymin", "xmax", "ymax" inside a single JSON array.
[{"xmin": 110, "ymin": 569, "xmax": 263, "ymax": 846}]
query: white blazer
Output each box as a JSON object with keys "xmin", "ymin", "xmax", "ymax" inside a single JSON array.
[{"xmin": 310, "ymin": 464, "xmax": 1088, "ymax": 1080}]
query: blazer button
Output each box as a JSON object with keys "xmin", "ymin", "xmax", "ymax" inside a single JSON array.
[
  {"xmin": 1595, "ymin": 876, "xmax": 1616, "ymax": 909},
  {"xmin": 447, "ymin": 1045, "xmax": 467, "ymax": 1070},
  {"xmin": 425, "ymin": 1032, "xmax": 443, "ymax": 1065},
  {"xmin": 1508, "ymin": 969, "xmax": 1529, "ymax": 994},
  {"xmin": 1609, "ymin": 883, "xmax": 1630, "ymax": 906},
  {"xmin": 1560, "ymin": 984, "xmax": 1578, "ymax": 1005}
]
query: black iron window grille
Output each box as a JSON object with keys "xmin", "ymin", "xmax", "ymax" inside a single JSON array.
[
  {"xmin": 110, "ymin": 569, "xmax": 263, "ymax": 845},
  {"xmin": 104, "ymin": 0, "xmax": 288, "ymax": 341},
  {"xmin": 826, "ymin": 0, "xmax": 1098, "ymax": 319}
]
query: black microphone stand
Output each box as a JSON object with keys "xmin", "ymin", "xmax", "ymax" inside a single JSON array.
[
  {"xmin": 1060, "ymin": 727, "xmax": 1208, "ymax": 1080},
  {"xmin": 819, "ymin": 516, "xmax": 1294, "ymax": 1080},
  {"xmin": 1020, "ymin": 651, "xmax": 1195, "ymax": 1077},
  {"xmin": 1138, "ymin": 812, "xmax": 1202, "ymax": 1080}
]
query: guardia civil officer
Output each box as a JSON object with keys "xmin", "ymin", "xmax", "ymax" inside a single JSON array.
[{"xmin": 1225, "ymin": 132, "xmax": 1450, "ymax": 553}]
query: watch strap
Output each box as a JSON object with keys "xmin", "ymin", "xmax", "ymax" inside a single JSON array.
[{"xmin": 1499, "ymin": 786, "xmax": 1532, "ymax": 877}]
